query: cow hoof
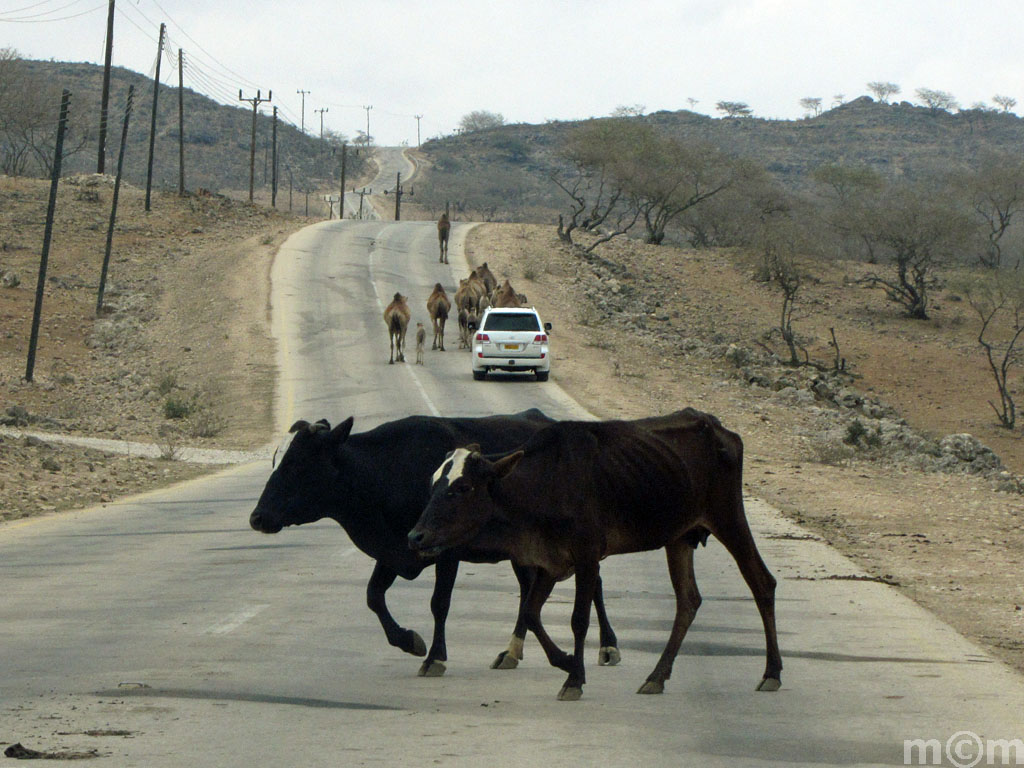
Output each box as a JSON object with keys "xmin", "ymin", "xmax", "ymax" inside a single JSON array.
[
  {"xmin": 418, "ymin": 660, "xmax": 446, "ymax": 677},
  {"xmin": 637, "ymin": 681, "xmax": 664, "ymax": 695},
  {"xmin": 405, "ymin": 631, "xmax": 427, "ymax": 657},
  {"xmin": 756, "ymin": 677, "xmax": 781, "ymax": 692},
  {"xmin": 557, "ymin": 685, "xmax": 582, "ymax": 701},
  {"xmin": 598, "ymin": 646, "xmax": 621, "ymax": 666},
  {"xmin": 490, "ymin": 651, "xmax": 519, "ymax": 670}
]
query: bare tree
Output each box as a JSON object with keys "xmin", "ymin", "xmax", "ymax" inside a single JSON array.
[
  {"xmin": 458, "ymin": 110, "xmax": 505, "ymax": 132},
  {"xmin": 962, "ymin": 272, "xmax": 1024, "ymax": 429},
  {"xmin": 993, "ymin": 94, "xmax": 1017, "ymax": 113},
  {"xmin": 799, "ymin": 97, "xmax": 822, "ymax": 117},
  {"xmin": 969, "ymin": 153, "xmax": 1024, "ymax": 268},
  {"xmin": 916, "ymin": 88, "xmax": 959, "ymax": 114},
  {"xmin": 832, "ymin": 94, "xmax": 845, "ymax": 108},
  {"xmin": 624, "ymin": 130, "xmax": 739, "ymax": 244},
  {"xmin": 760, "ymin": 224, "xmax": 805, "ymax": 366},
  {"xmin": 859, "ymin": 181, "xmax": 974, "ymax": 319},
  {"xmin": 715, "ymin": 101, "xmax": 752, "ymax": 118},
  {"xmin": 867, "ymin": 81, "xmax": 900, "ymax": 103},
  {"xmin": 686, "ymin": 97, "xmax": 699, "ymax": 110},
  {"xmin": 812, "ymin": 162, "xmax": 884, "ymax": 262},
  {"xmin": 553, "ymin": 120, "xmax": 640, "ymax": 251}
]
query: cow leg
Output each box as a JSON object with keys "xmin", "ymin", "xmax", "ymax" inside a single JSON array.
[
  {"xmin": 419, "ymin": 557, "xmax": 459, "ymax": 677},
  {"xmin": 492, "ymin": 562, "xmax": 535, "ymax": 670},
  {"xmin": 558, "ymin": 560, "xmax": 599, "ymax": 701},
  {"xmin": 367, "ymin": 562, "xmax": 426, "ymax": 657},
  {"xmin": 639, "ymin": 540, "xmax": 701, "ymax": 694},
  {"xmin": 522, "ymin": 570, "xmax": 574, "ymax": 675},
  {"xmin": 712, "ymin": 509, "xmax": 783, "ymax": 691},
  {"xmin": 593, "ymin": 574, "xmax": 621, "ymax": 666}
]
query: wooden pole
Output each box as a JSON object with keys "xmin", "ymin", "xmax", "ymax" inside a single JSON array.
[
  {"xmin": 271, "ymin": 107, "xmax": 278, "ymax": 208},
  {"xmin": 239, "ymin": 89, "xmax": 270, "ymax": 202},
  {"xmin": 177, "ymin": 48, "xmax": 184, "ymax": 196},
  {"xmin": 338, "ymin": 143, "xmax": 346, "ymax": 219},
  {"xmin": 144, "ymin": 22, "xmax": 165, "ymax": 212},
  {"xmin": 98, "ymin": 86, "xmax": 134, "ymax": 314},
  {"xmin": 26, "ymin": 90, "xmax": 71, "ymax": 382},
  {"xmin": 97, "ymin": 0, "xmax": 115, "ymax": 173}
]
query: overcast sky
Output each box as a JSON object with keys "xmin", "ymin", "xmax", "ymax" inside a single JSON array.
[{"xmin": 3, "ymin": 0, "xmax": 1023, "ymax": 146}]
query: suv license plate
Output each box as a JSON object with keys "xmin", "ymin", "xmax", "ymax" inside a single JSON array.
[{"xmin": 502, "ymin": 343, "xmax": 521, "ymax": 351}]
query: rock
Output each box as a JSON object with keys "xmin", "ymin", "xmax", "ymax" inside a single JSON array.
[{"xmin": 1, "ymin": 269, "xmax": 20, "ymax": 288}]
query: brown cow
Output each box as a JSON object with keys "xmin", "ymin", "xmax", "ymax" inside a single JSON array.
[
  {"xmin": 437, "ymin": 214, "xmax": 450, "ymax": 263},
  {"xmin": 409, "ymin": 409, "xmax": 782, "ymax": 701},
  {"xmin": 383, "ymin": 292, "xmax": 410, "ymax": 364},
  {"xmin": 426, "ymin": 283, "xmax": 451, "ymax": 352},
  {"xmin": 491, "ymin": 278, "xmax": 523, "ymax": 308}
]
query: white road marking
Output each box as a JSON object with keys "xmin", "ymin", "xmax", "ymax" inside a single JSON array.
[{"xmin": 205, "ymin": 604, "xmax": 269, "ymax": 635}]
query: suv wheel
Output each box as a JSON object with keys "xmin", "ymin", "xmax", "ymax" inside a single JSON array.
[
  {"xmin": 535, "ymin": 370, "xmax": 549, "ymax": 382},
  {"xmin": 473, "ymin": 370, "xmax": 487, "ymax": 381}
]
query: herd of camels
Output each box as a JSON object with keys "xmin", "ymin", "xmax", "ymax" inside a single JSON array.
[{"xmin": 382, "ymin": 214, "xmax": 529, "ymax": 365}]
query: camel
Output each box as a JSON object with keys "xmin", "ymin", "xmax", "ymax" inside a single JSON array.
[
  {"xmin": 415, "ymin": 323, "xmax": 426, "ymax": 365},
  {"xmin": 438, "ymin": 214, "xmax": 450, "ymax": 264},
  {"xmin": 426, "ymin": 283, "xmax": 451, "ymax": 352},
  {"xmin": 474, "ymin": 262, "xmax": 497, "ymax": 294},
  {"xmin": 454, "ymin": 274, "xmax": 486, "ymax": 316},
  {"xmin": 492, "ymin": 278, "xmax": 524, "ymax": 308},
  {"xmin": 383, "ymin": 292, "xmax": 411, "ymax": 364},
  {"xmin": 458, "ymin": 307, "xmax": 478, "ymax": 349}
]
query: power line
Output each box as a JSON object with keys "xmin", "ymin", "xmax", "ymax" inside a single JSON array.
[{"xmin": 0, "ymin": 0, "xmax": 103, "ymax": 21}]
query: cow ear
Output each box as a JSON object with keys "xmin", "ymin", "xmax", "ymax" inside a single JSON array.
[
  {"xmin": 289, "ymin": 419, "xmax": 310, "ymax": 434},
  {"xmin": 492, "ymin": 450, "xmax": 523, "ymax": 478},
  {"xmin": 464, "ymin": 442, "xmax": 482, "ymax": 455},
  {"xmin": 328, "ymin": 416, "xmax": 354, "ymax": 447}
]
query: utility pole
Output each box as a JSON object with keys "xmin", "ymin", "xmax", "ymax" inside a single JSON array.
[
  {"xmin": 271, "ymin": 106, "xmax": 278, "ymax": 208},
  {"xmin": 296, "ymin": 89, "xmax": 310, "ymax": 133},
  {"xmin": 315, "ymin": 107, "xmax": 328, "ymax": 142},
  {"xmin": 177, "ymin": 48, "xmax": 184, "ymax": 196},
  {"xmin": 98, "ymin": 85, "xmax": 134, "ymax": 314},
  {"xmin": 338, "ymin": 142, "xmax": 346, "ymax": 219},
  {"xmin": 414, "ymin": 114, "xmax": 422, "ymax": 147},
  {"xmin": 388, "ymin": 171, "xmax": 411, "ymax": 220},
  {"xmin": 363, "ymin": 104, "xmax": 372, "ymax": 145},
  {"xmin": 239, "ymin": 88, "xmax": 271, "ymax": 202},
  {"xmin": 26, "ymin": 90, "xmax": 70, "ymax": 382},
  {"xmin": 97, "ymin": 0, "xmax": 115, "ymax": 173},
  {"xmin": 144, "ymin": 22, "xmax": 165, "ymax": 212}
]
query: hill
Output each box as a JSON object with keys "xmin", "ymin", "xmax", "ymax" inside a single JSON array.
[
  {"xmin": 413, "ymin": 97, "xmax": 1024, "ymax": 222},
  {"xmin": 7, "ymin": 59, "xmax": 367, "ymax": 196}
]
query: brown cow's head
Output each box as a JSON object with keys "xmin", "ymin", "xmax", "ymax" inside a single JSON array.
[{"xmin": 408, "ymin": 445, "xmax": 522, "ymax": 557}]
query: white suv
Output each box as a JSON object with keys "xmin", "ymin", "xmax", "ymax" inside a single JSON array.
[{"xmin": 471, "ymin": 307, "xmax": 551, "ymax": 381}]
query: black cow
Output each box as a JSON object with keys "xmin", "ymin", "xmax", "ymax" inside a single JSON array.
[
  {"xmin": 250, "ymin": 410, "xmax": 620, "ymax": 677},
  {"xmin": 409, "ymin": 408, "xmax": 782, "ymax": 700}
]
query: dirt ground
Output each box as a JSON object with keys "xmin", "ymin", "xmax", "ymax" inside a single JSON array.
[{"xmin": 2, "ymin": 174, "xmax": 1021, "ymax": 677}]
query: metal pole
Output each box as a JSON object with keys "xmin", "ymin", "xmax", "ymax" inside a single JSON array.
[
  {"xmin": 98, "ymin": 85, "xmax": 134, "ymax": 314},
  {"xmin": 145, "ymin": 22, "xmax": 165, "ymax": 212},
  {"xmin": 97, "ymin": 0, "xmax": 115, "ymax": 173},
  {"xmin": 26, "ymin": 90, "xmax": 71, "ymax": 382}
]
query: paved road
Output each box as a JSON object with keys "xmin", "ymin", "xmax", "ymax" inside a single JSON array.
[{"xmin": 2, "ymin": 204, "xmax": 1022, "ymax": 767}]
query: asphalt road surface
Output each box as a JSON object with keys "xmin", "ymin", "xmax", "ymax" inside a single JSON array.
[{"xmin": 2, "ymin": 196, "xmax": 1022, "ymax": 766}]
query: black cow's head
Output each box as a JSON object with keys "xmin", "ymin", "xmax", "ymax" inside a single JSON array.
[
  {"xmin": 249, "ymin": 417, "xmax": 354, "ymax": 534},
  {"xmin": 407, "ymin": 445, "xmax": 523, "ymax": 557}
]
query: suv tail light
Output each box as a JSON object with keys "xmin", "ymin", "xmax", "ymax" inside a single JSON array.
[
  {"xmin": 533, "ymin": 334, "xmax": 548, "ymax": 343},
  {"xmin": 476, "ymin": 333, "xmax": 490, "ymax": 342}
]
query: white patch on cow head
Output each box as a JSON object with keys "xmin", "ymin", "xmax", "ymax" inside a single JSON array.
[
  {"xmin": 432, "ymin": 447, "xmax": 473, "ymax": 487},
  {"xmin": 272, "ymin": 431, "xmax": 299, "ymax": 468}
]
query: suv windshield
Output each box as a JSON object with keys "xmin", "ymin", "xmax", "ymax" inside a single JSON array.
[{"xmin": 483, "ymin": 313, "xmax": 541, "ymax": 332}]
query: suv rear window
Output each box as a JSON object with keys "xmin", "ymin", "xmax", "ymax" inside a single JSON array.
[{"xmin": 482, "ymin": 313, "xmax": 541, "ymax": 332}]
